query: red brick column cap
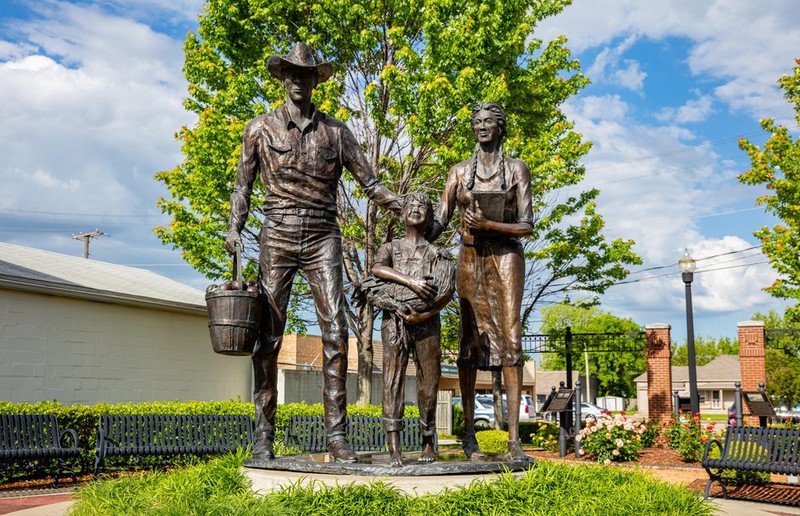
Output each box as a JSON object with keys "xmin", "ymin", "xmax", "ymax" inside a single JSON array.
[
  {"xmin": 738, "ymin": 320, "xmax": 765, "ymax": 328},
  {"xmin": 645, "ymin": 323, "xmax": 671, "ymax": 330}
]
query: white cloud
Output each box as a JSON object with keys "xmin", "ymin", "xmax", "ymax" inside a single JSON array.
[
  {"xmin": 538, "ymin": 0, "xmax": 798, "ymax": 122},
  {"xmin": 585, "ymin": 35, "xmax": 647, "ymax": 92},
  {"xmin": 656, "ymin": 95, "xmax": 714, "ymax": 124},
  {"xmin": 612, "ymin": 60, "xmax": 647, "ymax": 92},
  {"xmin": 0, "ymin": 1, "xmax": 202, "ymax": 286}
]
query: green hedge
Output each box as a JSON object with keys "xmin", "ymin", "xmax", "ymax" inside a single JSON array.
[{"xmin": 0, "ymin": 400, "xmax": 419, "ymax": 482}]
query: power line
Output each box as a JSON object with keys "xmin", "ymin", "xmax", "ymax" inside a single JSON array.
[
  {"xmin": 624, "ymin": 246, "xmax": 762, "ymax": 277},
  {"xmin": 0, "ymin": 208, "xmax": 164, "ymax": 219}
]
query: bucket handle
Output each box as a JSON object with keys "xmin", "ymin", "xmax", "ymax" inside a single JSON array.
[{"xmin": 234, "ymin": 244, "xmax": 244, "ymax": 291}]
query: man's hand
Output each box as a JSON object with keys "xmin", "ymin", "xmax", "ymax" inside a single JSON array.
[{"xmin": 224, "ymin": 230, "xmax": 242, "ymax": 254}]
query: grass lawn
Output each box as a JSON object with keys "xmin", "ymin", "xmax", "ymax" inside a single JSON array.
[{"xmin": 69, "ymin": 451, "xmax": 714, "ymax": 516}]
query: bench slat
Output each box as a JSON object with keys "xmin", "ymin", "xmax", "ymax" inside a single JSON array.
[
  {"xmin": 284, "ymin": 415, "xmax": 422, "ymax": 453},
  {"xmin": 94, "ymin": 414, "xmax": 254, "ymax": 477}
]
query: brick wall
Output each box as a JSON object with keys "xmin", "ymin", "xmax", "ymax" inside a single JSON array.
[
  {"xmin": 645, "ymin": 323, "xmax": 673, "ymax": 423},
  {"xmin": 738, "ymin": 321, "xmax": 766, "ymax": 425}
]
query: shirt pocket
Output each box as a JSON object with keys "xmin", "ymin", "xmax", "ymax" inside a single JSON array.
[
  {"xmin": 267, "ymin": 138, "xmax": 293, "ymax": 169},
  {"xmin": 312, "ymin": 145, "xmax": 339, "ymax": 178}
]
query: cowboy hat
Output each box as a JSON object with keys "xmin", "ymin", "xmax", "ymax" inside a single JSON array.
[{"xmin": 267, "ymin": 42, "xmax": 333, "ymax": 83}]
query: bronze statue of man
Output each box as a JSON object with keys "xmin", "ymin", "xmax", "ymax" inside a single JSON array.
[{"xmin": 225, "ymin": 42, "xmax": 402, "ymax": 463}]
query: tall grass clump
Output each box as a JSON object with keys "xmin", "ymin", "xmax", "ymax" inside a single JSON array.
[
  {"xmin": 69, "ymin": 451, "xmax": 285, "ymax": 516},
  {"xmin": 70, "ymin": 452, "xmax": 713, "ymax": 516}
]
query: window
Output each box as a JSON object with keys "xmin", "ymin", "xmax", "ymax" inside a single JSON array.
[{"xmin": 711, "ymin": 390, "xmax": 722, "ymax": 409}]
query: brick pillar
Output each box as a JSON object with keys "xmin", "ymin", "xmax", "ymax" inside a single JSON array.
[
  {"xmin": 738, "ymin": 321, "xmax": 766, "ymax": 426},
  {"xmin": 645, "ymin": 323, "xmax": 673, "ymax": 424}
]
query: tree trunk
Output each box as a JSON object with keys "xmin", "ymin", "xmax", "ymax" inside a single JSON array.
[
  {"xmin": 355, "ymin": 201, "xmax": 378, "ymax": 405},
  {"xmin": 355, "ymin": 302, "xmax": 374, "ymax": 405},
  {"xmin": 492, "ymin": 370, "xmax": 504, "ymax": 430}
]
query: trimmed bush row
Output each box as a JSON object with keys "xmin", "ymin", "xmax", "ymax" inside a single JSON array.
[{"xmin": 0, "ymin": 400, "xmax": 419, "ymax": 482}]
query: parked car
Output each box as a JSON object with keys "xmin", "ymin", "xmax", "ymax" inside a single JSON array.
[
  {"xmin": 580, "ymin": 402, "xmax": 610, "ymax": 421},
  {"xmin": 498, "ymin": 394, "xmax": 536, "ymax": 421},
  {"xmin": 477, "ymin": 394, "xmax": 509, "ymax": 421},
  {"xmin": 452, "ymin": 395, "xmax": 496, "ymax": 428},
  {"xmin": 521, "ymin": 394, "xmax": 536, "ymax": 420}
]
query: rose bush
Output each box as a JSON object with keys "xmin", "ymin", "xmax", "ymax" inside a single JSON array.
[
  {"xmin": 575, "ymin": 413, "xmax": 648, "ymax": 463},
  {"xmin": 662, "ymin": 411, "xmax": 719, "ymax": 463}
]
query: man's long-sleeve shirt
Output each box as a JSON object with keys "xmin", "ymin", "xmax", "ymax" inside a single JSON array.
[{"xmin": 229, "ymin": 104, "xmax": 400, "ymax": 232}]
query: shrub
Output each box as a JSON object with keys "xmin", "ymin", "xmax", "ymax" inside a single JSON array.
[
  {"xmin": 639, "ymin": 418, "xmax": 662, "ymax": 448},
  {"xmin": 575, "ymin": 413, "xmax": 647, "ymax": 463},
  {"xmin": 528, "ymin": 421, "xmax": 561, "ymax": 452},
  {"xmin": 452, "ymin": 404, "xmax": 464, "ymax": 439},
  {"xmin": 501, "ymin": 421, "xmax": 539, "ymax": 444},
  {"xmin": 663, "ymin": 411, "xmax": 719, "ymax": 463},
  {"xmin": 0, "ymin": 400, "xmax": 418, "ymax": 481},
  {"xmin": 475, "ymin": 429, "xmax": 508, "ymax": 454}
]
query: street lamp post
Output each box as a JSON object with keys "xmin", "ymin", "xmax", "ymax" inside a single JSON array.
[{"xmin": 678, "ymin": 249, "xmax": 700, "ymax": 414}]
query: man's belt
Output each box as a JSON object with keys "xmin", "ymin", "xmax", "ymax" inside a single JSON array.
[{"xmin": 264, "ymin": 207, "xmax": 337, "ymax": 218}]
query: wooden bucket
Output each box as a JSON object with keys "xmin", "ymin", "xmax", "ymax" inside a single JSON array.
[{"xmin": 205, "ymin": 248, "xmax": 262, "ymax": 356}]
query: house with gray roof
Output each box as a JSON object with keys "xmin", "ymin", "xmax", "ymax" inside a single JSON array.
[
  {"xmin": 633, "ymin": 354, "xmax": 741, "ymax": 417},
  {"xmin": 0, "ymin": 242, "xmax": 250, "ymax": 404}
]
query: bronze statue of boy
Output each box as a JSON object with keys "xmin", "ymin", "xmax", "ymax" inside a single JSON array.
[{"xmin": 361, "ymin": 193, "xmax": 455, "ymax": 466}]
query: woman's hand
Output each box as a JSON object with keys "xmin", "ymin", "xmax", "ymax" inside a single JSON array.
[{"xmin": 463, "ymin": 203, "xmax": 488, "ymax": 230}]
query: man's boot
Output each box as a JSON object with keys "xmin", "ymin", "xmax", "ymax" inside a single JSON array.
[{"xmin": 328, "ymin": 437, "xmax": 358, "ymax": 463}]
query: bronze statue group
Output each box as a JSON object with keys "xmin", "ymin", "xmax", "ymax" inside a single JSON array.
[{"xmin": 226, "ymin": 43, "xmax": 534, "ymax": 465}]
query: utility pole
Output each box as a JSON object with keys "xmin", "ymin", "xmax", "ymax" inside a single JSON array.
[{"xmin": 72, "ymin": 229, "xmax": 106, "ymax": 258}]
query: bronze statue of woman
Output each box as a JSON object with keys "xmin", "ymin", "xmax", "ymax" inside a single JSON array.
[{"xmin": 429, "ymin": 102, "xmax": 534, "ymax": 461}]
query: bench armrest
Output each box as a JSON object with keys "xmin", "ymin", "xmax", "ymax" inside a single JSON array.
[
  {"xmin": 701, "ymin": 436, "xmax": 723, "ymax": 461},
  {"xmin": 60, "ymin": 428, "xmax": 79, "ymax": 449}
]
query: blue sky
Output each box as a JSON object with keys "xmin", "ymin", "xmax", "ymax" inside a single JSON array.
[{"xmin": 0, "ymin": 0, "xmax": 798, "ymax": 342}]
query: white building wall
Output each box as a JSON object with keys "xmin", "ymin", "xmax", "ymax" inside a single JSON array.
[{"xmin": 0, "ymin": 289, "xmax": 251, "ymax": 404}]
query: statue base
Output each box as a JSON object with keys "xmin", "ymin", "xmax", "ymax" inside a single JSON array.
[{"xmin": 244, "ymin": 451, "xmax": 535, "ymax": 495}]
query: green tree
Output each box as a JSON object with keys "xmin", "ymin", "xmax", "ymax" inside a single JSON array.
[
  {"xmin": 155, "ymin": 0, "xmax": 640, "ymax": 403},
  {"xmin": 538, "ymin": 303, "xmax": 644, "ymax": 399},
  {"xmin": 671, "ymin": 336, "xmax": 738, "ymax": 366},
  {"xmin": 752, "ymin": 310, "xmax": 800, "ymax": 407},
  {"xmin": 739, "ymin": 59, "xmax": 800, "ymax": 324}
]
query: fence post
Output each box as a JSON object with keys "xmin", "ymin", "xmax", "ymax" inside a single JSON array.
[{"xmin": 733, "ymin": 381, "xmax": 743, "ymax": 426}]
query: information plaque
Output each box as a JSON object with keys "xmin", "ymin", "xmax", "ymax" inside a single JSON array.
[
  {"xmin": 542, "ymin": 388, "xmax": 575, "ymax": 413},
  {"xmin": 742, "ymin": 391, "xmax": 776, "ymax": 418}
]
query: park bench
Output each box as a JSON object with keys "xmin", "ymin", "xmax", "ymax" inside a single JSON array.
[
  {"xmin": 284, "ymin": 415, "xmax": 422, "ymax": 453},
  {"xmin": 701, "ymin": 425, "xmax": 800, "ymax": 500},
  {"xmin": 94, "ymin": 414, "xmax": 253, "ymax": 477},
  {"xmin": 0, "ymin": 414, "xmax": 81, "ymax": 486}
]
